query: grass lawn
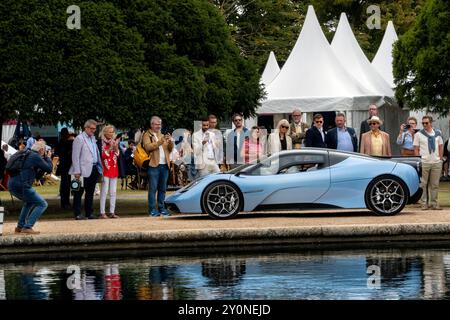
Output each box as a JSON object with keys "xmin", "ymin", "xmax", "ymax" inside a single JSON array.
[
  {"xmin": 0, "ymin": 181, "xmax": 154, "ymax": 221},
  {"xmin": 1, "ymin": 180, "xmax": 450, "ymax": 222}
]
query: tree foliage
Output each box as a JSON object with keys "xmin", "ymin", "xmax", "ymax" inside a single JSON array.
[
  {"xmin": 393, "ymin": 0, "xmax": 450, "ymax": 116},
  {"xmin": 0, "ymin": 0, "xmax": 262, "ymax": 131}
]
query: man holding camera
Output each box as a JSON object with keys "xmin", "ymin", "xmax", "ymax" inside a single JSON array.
[
  {"xmin": 69, "ymin": 119, "xmax": 103, "ymax": 220},
  {"xmin": 8, "ymin": 141, "xmax": 52, "ymax": 234},
  {"xmin": 143, "ymin": 116, "xmax": 174, "ymax": 217},
  {"xmin": 396, "ymin": 117, "xmax": 418, "ymax": 156}
]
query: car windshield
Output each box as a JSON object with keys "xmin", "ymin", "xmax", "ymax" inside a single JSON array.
[
  {"xmin": 226, "ymin": 156, "xmax": 270, "ymax": 174},
  {"xmin": 241, "ymin": 153, "xmax": 327, "ymax": 176}
]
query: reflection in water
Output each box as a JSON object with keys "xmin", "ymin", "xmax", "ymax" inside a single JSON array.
[
  {"xmin": 0, "ymin": 269, "xmax": 5, "ymax": 300},
  {"xmin": 201, "ymin": 259, "xmax": 246, "ymax": 286},
  {"xmin": 147, "ymin": 266, "xmax": 177, "ymax": 300},
  {"xmin": 104, "ymin": 264, "xmax": 122, "ymax": 300},
  {"xmin": 1, "ymin": 248, "xmax": 450, "ymax": 300}
]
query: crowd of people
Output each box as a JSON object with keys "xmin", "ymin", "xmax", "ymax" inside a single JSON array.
[{"xmin": 1, "ymin": 104, "xmax": 450, "ymax": 234}]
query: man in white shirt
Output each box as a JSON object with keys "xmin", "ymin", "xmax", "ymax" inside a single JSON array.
[
  {"xmin": 413, "ymin": 115, "xmax": 444, "ymax": 210},
  {"xmin": 193, "ymin": 118, "xmax": 220, "ymax": 177}
]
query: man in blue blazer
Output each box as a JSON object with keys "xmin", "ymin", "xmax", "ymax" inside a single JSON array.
[
  {"xmin": 326, "ymin": 113, "xmax": 358, "ymax": 152},
  {"xmin": 305, "ymin": 114, "xmax": 327, "ymax": 148}
]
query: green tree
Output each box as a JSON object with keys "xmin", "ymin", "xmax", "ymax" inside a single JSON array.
[
  {"xmin": 301, "ymin": 0, "xmax": 426, "ymax": 61},
  {"xmin": 0, "ymin": 0, "xmax": 262, "ymax": 136},
  {"xmin": 393, "ymin": 0, "xmax": 450, "ymax": 115},
  {"xmin": 211, "ymin": 0, "xmax": 303, "ymax": 70}
]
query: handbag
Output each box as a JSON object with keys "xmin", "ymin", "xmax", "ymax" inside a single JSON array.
[{"xmin": 133, "ymin": 132, "xmax": 152, "ymax": 169}]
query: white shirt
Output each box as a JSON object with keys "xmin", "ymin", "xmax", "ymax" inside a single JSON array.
[
  {"xmin": 413, "ymin": 129, "xmax": 443, "ymax": 164},
  {"xmin": 318, "ymin": 127, "xmax": 325, "ymax": 142},
  {"xmin": 152, "ymin": 132, "xmax": 166, "ymax": 165},
  {"xmin": 203, "ymin": 132, "xmax": 215, "ymax": 160}
]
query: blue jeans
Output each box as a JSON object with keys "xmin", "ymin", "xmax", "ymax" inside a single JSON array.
[
  {"xmin": 9, "ymin": 185, "xmax": 48, "ymax": 229},
  {"xmin": 147, "ymin": 164, "xmax": 169, "ymax": 213}
]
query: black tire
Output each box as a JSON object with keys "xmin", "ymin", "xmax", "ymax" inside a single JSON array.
[
  {"xmin": 201, "ymin": 181, "xmax": 243, "ymax": 219},
  {"xmin": 408, "ymin": 187, "xmax": 423, "ymax": 204},
  {"xmin": 365, "ymin": 175, "xmax": 409, "ymax": 216}
]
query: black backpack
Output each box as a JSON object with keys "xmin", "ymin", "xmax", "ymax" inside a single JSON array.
[{"xmin": 5, "ymin": 150, "xmax": 31, "ymax": 177}]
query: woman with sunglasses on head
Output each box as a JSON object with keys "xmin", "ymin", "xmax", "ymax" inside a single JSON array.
[
  {"xmin": 360, "ymin": 116, "xmax": 391, "ymax": 156},
  {"xmin": 268, "ymin": 119, "xmax": 292, "ymax": 155},
  {"xmin": 305, "ymin": 114, "xmax": 327, "ymax": 148}
]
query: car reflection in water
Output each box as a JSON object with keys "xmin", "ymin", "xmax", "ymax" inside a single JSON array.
[{"xmin": 1, "ymin": 249, "xmax": 450, "ymax": 300}]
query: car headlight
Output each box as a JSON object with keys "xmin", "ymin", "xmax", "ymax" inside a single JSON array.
[{"xmin": 179, "ymin": 178, "xmax": 203, "ymax": 193}]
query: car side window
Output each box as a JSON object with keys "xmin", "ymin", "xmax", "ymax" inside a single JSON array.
[
  {"xmin": 278, "ymin": 163, "xmax": 320, "ymax": 174},
  {"xmin": 246, "ymin": 153, "xmax": 326, "ymax": 176}
]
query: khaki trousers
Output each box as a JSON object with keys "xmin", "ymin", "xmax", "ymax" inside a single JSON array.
[{"xmin": 420, "ymin": 161, "xmax": 442, "ymax": 207}]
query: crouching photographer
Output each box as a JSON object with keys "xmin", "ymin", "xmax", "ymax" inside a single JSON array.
[{"xmin": 7, "ymin": 141, "xmax": 52, "ymax": 235}]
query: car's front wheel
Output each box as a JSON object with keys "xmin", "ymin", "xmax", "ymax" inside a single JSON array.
[
  {"xmin": 365, "ymin": 175, "xmax": 408, "ymax": 216},
  {"xmin": 201, "ymin": 181, "xmax": 242, "ymax": 219}
]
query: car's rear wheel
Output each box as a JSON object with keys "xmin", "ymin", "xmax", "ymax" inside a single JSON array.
[
  {"xmin": 201, "ymin": 181, "xmax": 242, "ymax": 219},
  {"xmin": 365, "ymin": 175, "xmax": 408, "ymax": 216},
  {"xmin": 408, "ymin": 187, "xmax": 423, "ymax": 204}
]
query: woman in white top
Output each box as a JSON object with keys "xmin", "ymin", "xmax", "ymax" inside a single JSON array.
[{"xmin": 268, "ymin": 119, "xmax": 293, "ymax": 155}]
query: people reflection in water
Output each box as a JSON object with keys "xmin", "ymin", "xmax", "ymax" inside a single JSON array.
[
  {"xmin": 134, "ymin": 266, "xmax": 177, "ymax": 300},
  {"xmin": 104, "ymin": 264, "xmax": 122, "ymax": 300},
  {"xmin": 73, "ymin": 271, "xmax": 102, "ymax": 300},
  {"xmin": 366, "ymin": 256, "xmax": 416, "ymax": 286},
  {"xmin": 0, "ymin": 269, "xmax": 6, "ymax": 300},
  {"xmin": 20, "ymin": 264, "xmax": 48, "ymax": 300},
  {"xmin": 201, "ymin": 259, "xmax": 246, "ymax": 286}
]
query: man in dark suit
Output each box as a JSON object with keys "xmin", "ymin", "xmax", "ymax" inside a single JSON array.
[
  {"xmin": 326, "ymin": 113, "xmax": 358, "ymax": 152},
  {"xmin": 305, "ymin": 114, "xmax": 327, "ymax": 148}
]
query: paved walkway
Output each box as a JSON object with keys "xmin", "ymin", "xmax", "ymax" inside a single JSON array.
[
  {"xmin": 2, "ymin": 206, "xmax": 450, "ymax": 261},
  {"xmin": 2, "ymin": 206, "xmax": 450, "ymax": 236}
]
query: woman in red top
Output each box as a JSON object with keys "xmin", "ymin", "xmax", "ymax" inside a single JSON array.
[{"xmin": 99, "ymin": 125, "xmax": 120, "ymax": 218}]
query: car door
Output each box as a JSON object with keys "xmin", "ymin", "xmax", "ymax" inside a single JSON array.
[{"xmin": 230, "ymin": 152, "xmax": 331, "ymax": 211}]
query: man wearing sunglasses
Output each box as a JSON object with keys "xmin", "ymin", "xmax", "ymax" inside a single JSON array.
[
  {"xmin": 305, "ymin": 114, "xmax": 327, "ymax": 148},
  {"xmin": 226, "ymin": 113, "xmax": 249, "ymax": 168},
  {"xmin": 360, "ymin": 116, "xmax": 391, "ymax": 156},
  {"xmin": 413, "ymin": 115, "xmax": 444, "ymax": 210},
  {"xmin": 359, "ymin": 104, "xmax": 384, "ymax": 151}
]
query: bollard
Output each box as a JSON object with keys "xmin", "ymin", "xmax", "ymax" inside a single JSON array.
[{"xmin": 0, "ymin": 207, "xmax": 3, "ymax": 236}]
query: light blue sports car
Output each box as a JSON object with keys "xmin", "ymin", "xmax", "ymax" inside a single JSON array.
[{"xmin": 165, "ymin": 148, "xmax": 422, "ymax": 219}]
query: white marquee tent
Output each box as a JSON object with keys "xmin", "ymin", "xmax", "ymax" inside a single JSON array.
[
  {"xmin": 372, "ymin": 21, "xmax": 399, "ymax": 88},
  {"xmin": 331, "ymin": 13, "xmax": 394, "ymax": 98},
  {"xmin": 258, "ymin": 5, "xmax": 386, "ymax": 114},
  {"xmin": 260, "ymin": 51, "xmax": 280, "ymax": 87}
]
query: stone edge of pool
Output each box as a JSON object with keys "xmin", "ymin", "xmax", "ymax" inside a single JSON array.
[{"xmin": 1, "ymin": 223, "xmax": 450, "ymax": 261}]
